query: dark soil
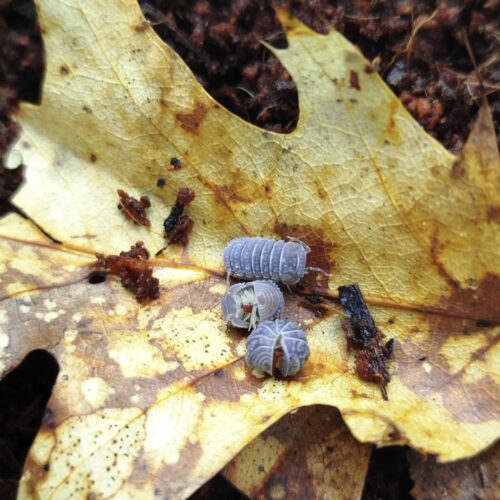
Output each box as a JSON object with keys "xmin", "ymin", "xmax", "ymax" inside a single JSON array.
[
  {"xmin": 0, "ymin": 0, "xmax": 498, "ymax": 499},
  {"xmin": 0, "ymin": 0, "xmax": 43, "ymax": 213},
  {"xmin": 140, "ymin": 0, "xmax": 499, "ymax": 152}
]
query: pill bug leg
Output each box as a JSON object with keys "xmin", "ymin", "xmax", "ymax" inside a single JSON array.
[{"xmin": 240, "ymin": 287, "xmax": 260, "ymax": 330}]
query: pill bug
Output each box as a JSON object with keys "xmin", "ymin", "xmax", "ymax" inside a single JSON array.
[
  {"xmin": 245, "ymin": 319, "xmax": 310, "ymax": 377},
  {"xmin": 222, "ymin": 280, "xmax": 284, "ymax": 330},
  {"xmin": 224, "ymin": 237, "xmax": 318, "ymax": 285}
]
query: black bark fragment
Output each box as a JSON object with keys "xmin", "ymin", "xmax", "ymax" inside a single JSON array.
[{"xmin": 339, "ymin": 284, "xmax": 394, "ymax": 400}]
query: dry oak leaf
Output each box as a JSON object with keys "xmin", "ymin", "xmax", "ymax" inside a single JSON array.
[
  {"xmin": 223, "ymin": 405, "xmax": 371, "ymax": 499},
  {"xmin": 0, "ymin": 0, "xmax": 499, "ymax": 497},
  {"xmin": 408, "ymin": 442, "xmax": 500, "ymax": 499}
]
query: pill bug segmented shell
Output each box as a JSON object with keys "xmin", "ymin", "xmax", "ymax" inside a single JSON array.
[
  {"xmin": 223, "ymin": 237, "xmax": 310, "ymax": 285},
  {"xmin": 245, "ymin": 319, "xmax": 310, "ymax": 377},
  {"xmin": 222, "ymin": 280, "xmax": 284, "ymax": 330}
]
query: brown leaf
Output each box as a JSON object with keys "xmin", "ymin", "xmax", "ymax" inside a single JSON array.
[
  {"xmin": 223, "ymin": 405, "xmax": 371, "ymax": 500},
  {"xmin": 409, "ymin": 442, "xmax": 500, "ymax": 499},
  {"xmin": 0, "ymin": 0, "xmax": 498, "ymax": 497}
]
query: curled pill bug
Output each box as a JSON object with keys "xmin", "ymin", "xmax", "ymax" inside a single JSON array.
[
  {"xmin": 222, "ymin": 280, "xmax": 284, "ymax": 330},
  {"xmin": 224, "ymin": 236, "xmax": 325, "ymax": 285},
  {"xmin": 245, "ymin": 319, "xmax": 310, "ymax": 377}
]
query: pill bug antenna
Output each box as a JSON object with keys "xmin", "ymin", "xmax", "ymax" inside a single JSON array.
[
  {"xmin": 285, "ymin": 236, "xmax": 311, "ymax": 253},
  {"xmin": 306, "ymin": 266, "xmax": 330, "ymax": 277}
]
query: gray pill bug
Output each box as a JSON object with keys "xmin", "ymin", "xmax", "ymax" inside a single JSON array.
[
  {"xmin": 224, "ymin": 236, "xmax": 325, "ymax": 285},
  {"xmin": 245, "ymin": 319, "xmax": 310, "ymax": 377},
  {"xmin": 222, "ymin": 280, "xmax": 284, "ymax": 330}
]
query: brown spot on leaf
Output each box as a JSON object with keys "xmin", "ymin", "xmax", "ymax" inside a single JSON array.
[
  {"xmin": 82, "ymin": 105, "xmax": 92, "ymax": 114},
  {"xmin": 317, "ymin": 185, "xmax": 328, "ymax": 199},
  {"xmin": 90, "ymin": 153, "xmax": 97, "ymax": 163},
  {"xmin": 350, "ymin": 389, "xmax": 369, "ymax": 399},
  {"xmin": 431, "ymin": 232, "xmax": 500, "ymax": 322},
  {"xmin": 450, "ymin": 160, "xmax": 466, "ymax": 180},
  {"xmin": 382, "ymin": 97, "xmax": 402, "ymax": 145},
  {"xmin": 349, "ymin": 70, "xmax": 360, "ymax": 90},
  {"xmin": 59, "ymin": 64, "xmax": 69, "ymax": 75},
  {"xmin": 487, "ymin": 206, "xmax": 500, "ymax": 222},
  {"xmin": 399, "ymin": 328, "xmax": 500, "ymax": 423},
  {"xmin": 176, "ymin": 103, "xmax": 208, "ymax": 133},
  {"xmin": 216, "ymin": 170, "xmax": 273, "ymax": 204},
  {"xmin": 196, "ymin": 360, "xmax": 260, "ymax": 403},
  {"xmin": 398, "ymin": 270, "xmax": 500, "ymax": 422},
  {"xmin": 274, "ymin": 221, "xmax": 336, "ymax": 287},
  {"xmin": 134, "ymin": 20, "xmax": 149, "ymax": 32},
  {"xmin": 219, "ymin": 183, "xmax": 253, "ymax": 203}
]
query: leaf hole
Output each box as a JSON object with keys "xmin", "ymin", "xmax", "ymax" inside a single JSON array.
[
  {"xmin": 362, "ymin": 446, "xmax": 414, "ymax": 499},
  {"xmin": 88, "ymin": 270, "xmax": 107, "ymax": 284},
  {"xmin": 0, "ymin": 350, "xmax": 59, "ymax": 490}
]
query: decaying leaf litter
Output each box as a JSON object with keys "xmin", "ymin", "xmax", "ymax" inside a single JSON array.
[
  {"xmin": 0, "ymin": 0, "xmax": 499, "ymax": 498},
  {"xmin": 223, "ymin": 406, "xmax": 371, "ymax": 499}
]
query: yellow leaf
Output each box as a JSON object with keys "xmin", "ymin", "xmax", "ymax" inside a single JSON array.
[{"xmin": 1, "ymin": 0, "xmax": 499, "ymax": 497}]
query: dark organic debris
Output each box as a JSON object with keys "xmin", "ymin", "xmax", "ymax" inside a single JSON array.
[
  {"xmin": 117, "ymin": 189, "xmax": 151, "ymax": 226},
  {"xmin": 163, "ymin": 187, "xmax": 195, "ymax": 245},
  {"xmin": 170, "ymin": 157, "xmax": 182, "ymax": 169},
  {"xmin": 338, "ymin": 284, "xmax": 394, "ymax": 400},
  {"xmin": 156, "ymin": 178, "xmax": 166, "ymax": 188},
  {"xmin": 91, "ymin": 241, "xmax": 159, "ymax": 303},
  {"xmin": 299, "ymin": 293, "xmax": 329, "ymax": 317}
]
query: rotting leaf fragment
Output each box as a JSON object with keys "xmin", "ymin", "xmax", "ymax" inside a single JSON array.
[
  {"xmin": 163, "ymin": 187, "xmax": 195, "ymax": 245},
  {"xmin": 91, "ymin": 241, "xmax": 159, "ymax": 303},
  {"xmin": 339, "ymin": 284, "xmax": 394, "ymax": 400},
  {"xmin": 117, "ymin": 189, "xmax": 151, "ymax": 226}
]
